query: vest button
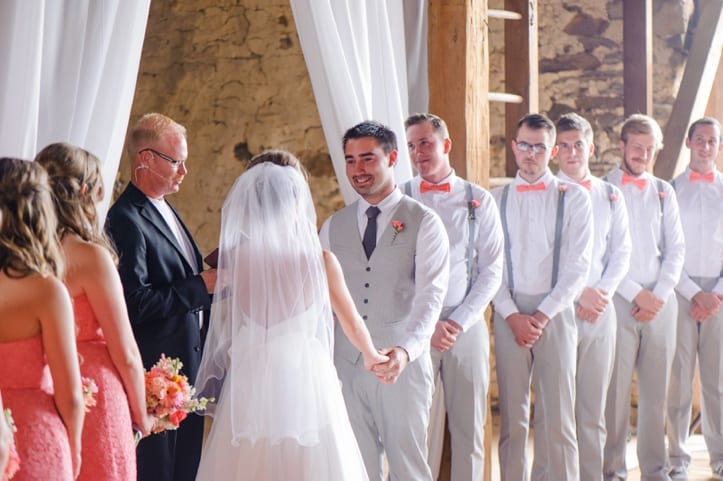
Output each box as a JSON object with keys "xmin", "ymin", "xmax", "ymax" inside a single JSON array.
[
  {"xmin": 366, "ymin": 267, "xmax": 371, "ymax": 272},
  {"xmin": 364, "ymin": 283, "xmax": 370, "ymax": 288},
  {"xmin": 363, "ymin": 299, "xmax": 368, "ymax": 303},
  {"xmin": 362, "ymin": 315, "xmax": 368, "ymax": 320}
]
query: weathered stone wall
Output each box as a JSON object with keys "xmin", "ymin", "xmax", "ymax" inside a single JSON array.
[
  {"xmin": 123, "ymin": 0, "xmax": 694, "ymax": 254},
  {"xmin": 489, "ymin": 0, "xmax": 694, "ymax": 178}
]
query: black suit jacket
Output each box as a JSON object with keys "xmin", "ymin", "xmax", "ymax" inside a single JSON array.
[{"xmin": 105, "ymin": 182, "xmax": 211, "ymax": 381}]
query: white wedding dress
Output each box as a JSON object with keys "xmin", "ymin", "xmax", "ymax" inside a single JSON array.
[{"xmin": 194, "ymin": 163, "xmax": 368, "ymax": 481}]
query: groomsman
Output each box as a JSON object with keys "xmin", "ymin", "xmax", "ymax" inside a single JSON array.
[
  {"xmin": 491, "ymin": 113, "xmax": 593, "ymax": 481},
  {"xmin": 319, "ymin": 120, "xmax": 450, "ymax": 481},
  {"xmin": 404, "ymin": 113, "xmax": 504, "ymax": 481},
  {"xmin": 554, "ymin": 113, "xmax": 632, "ymax": 481},
  {"xmin": 666, "ymin": 117, "xmax": 723, "ymax": 481},
  {"xmin": 603, "ymin": 114, "xmax": 685, "ymax": 481}
]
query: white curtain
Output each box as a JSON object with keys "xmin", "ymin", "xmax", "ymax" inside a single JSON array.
[
  {"xmin": 0, "ymin": 0, "xmax": 150, "ymax": 215},
  {"xmin": 290, "ymin": 0, "xmax": 429, "ymax": 204}
]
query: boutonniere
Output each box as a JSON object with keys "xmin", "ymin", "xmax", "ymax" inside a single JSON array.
[
  {"xmin": 658, "ymin": 191, "xmax": 667, "ymax": 199},
  {"xmin": 558, "ymin": 184, "xmax": 569, "ymax": 192},
  {"xmin": 467, "ymin": 199, "xmax": 480, "ymax": 220},
  {"xmin": 391, "ymin": 220, "xmax": 404, "ymax": 241},
  {"xmin": 609, "ymin": 192, "xmax": 619, "ymax": 202}
]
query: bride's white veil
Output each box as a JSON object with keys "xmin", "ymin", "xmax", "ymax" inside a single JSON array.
[{"xmin": 195, "ymin": 159, "xmax": 334, "ymax": 446}]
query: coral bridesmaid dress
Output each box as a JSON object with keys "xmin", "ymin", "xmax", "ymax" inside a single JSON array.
[
  {"xmin": 0, "ymin": 336, "xmax": 73, "ymax": 481},
  {"xmin": 74, "ymin": 294, "xmax": 136, "ymax": 481}
]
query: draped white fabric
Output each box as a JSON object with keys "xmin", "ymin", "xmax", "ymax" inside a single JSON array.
[
  {"xmin": 290, "ymin": 0, "xmax": 429, "ymax": 204},
  {"xmin": 0, "ymin": 0, "xmax": 150, "ymax": 215}
]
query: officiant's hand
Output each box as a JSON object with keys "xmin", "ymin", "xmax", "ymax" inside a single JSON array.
[{"xmin": 371, "ymin": 346, "xmax": 409, "ymax": 384}]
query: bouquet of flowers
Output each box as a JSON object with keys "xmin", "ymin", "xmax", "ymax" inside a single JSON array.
[
  {"xmin": 145, "ymin": 354, "xmax": 212, "ymax": 434},
  {"xmin": 81, "ymin": 377, "xmax": 99, "ymax": 412},
  {"xmin": 2, "ymin": 409, "xmax": 20, "ymax": 481}
]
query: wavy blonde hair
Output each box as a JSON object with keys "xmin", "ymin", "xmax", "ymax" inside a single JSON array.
[
  {"xmin": 34, "ymin": 142, "xmax": 118, "ymax": 264},
  {"xmin": 0, "ymin": 157, "xmax": 64, "ymax": 278}
]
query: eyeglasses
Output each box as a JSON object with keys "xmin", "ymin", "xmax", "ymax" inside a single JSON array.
[
  {"xmin": 139, "ymin": 148, "xmax": 186, "ymax": 168},
  {"xmin": 515, "ymin": 141, "xmax": 549, "ymax": 154}
]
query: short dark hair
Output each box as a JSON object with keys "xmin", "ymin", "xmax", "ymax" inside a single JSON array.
[
  {"xmin": 687, "ymin": 117, "xmax": 721, "ymax": 141},
  {"xmin": 404, "ymin": 113, "xmax": 449, "ymax": 139},
  {"xmin": 555, "ymin": 113, "xmax": 593, "ymax": 144},
  {"xmin": 516, "ymin": 113, "xmax": 556, "ymax": 142},
  {"xmin": 342, "ymin": 120, "xmax": 397, "ymax": 154}
]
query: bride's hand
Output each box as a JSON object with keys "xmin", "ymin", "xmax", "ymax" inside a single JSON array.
[{"xmin": 362, "ymin": 350, "xmax": 389, "ymax": 372}]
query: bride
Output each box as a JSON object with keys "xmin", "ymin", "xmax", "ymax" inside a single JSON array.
[{"xmin": 194, "ymin": 151, "xmax": 387, "ymax": 480}]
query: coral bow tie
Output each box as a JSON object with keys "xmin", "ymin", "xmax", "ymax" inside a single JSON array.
[
  {"xmin": 579, "ymin": 179, "xmax": 592, "ymax": 190},
  {"xmin": 516, "ymin": 182, "xmax": 546, "ymax": 193},
  {"xmin": 689, "ymin": 170, "xmax": 714, "ymax": 183},
  {"xmin": 420, "ymin": 181, "xmax": 451, "ymax": 193},
  {"xmin": 622, "ymin": 174, "xmax": 647, "ymax": 190}
]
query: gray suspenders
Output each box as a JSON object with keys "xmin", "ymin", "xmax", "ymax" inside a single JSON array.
[
  {"xmin": 500, "ymin": 183, "xmax": 566, "ymax": 291},
  {"xmin": 403, "ymin": 180, "xmax": 477, "ymax": 295}
]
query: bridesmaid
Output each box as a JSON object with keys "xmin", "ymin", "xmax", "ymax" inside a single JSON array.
[
  {"xmin": 35, "ymin": 143, "xmax": 153, "ymax": 481},
  {"xmin": 0, "ymin": 157, "xmax": 84, "ymax": 480}
]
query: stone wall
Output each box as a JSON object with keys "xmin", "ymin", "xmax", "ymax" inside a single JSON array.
[{"xmin": 123, "ymin": 0, "xmax": 695, "ymax": 254}]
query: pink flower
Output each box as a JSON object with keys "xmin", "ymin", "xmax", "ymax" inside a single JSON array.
[
  {"xmin": 81, "ymin": 377, "xmax": 99, "ymax": 412},
  {"xmin": 609, "ymin": 193, "xmax": 618, "ymax": 202},
  {"xmin": 558, "ymin": 184, "xmax": 569, "ymax": 192},
  {"xmin": 3, "ymin": 409, "xmax": 19, "ymax": 480},
  {"xmin": 391, "ymin": 220, "xmax": 404, "ymax": 241},
  {"xmin": 144, "ymin": 354, "xmax": 213, "ymax": 434},
  {"xmin": 659, "ymin": 191, "xmax": 667, "ymax": 199},
  {"xmin": 469, "ymin": 199, "xmax": 480, "ymax": 208}
]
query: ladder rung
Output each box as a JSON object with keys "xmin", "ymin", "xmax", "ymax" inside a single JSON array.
[
  {"xmin": 488, "ymin": 92, "xmax": 524, "ymax": 104},
  {"xmin": 488, "ymin": 9, "xmax": 522, "ymax": 20}
]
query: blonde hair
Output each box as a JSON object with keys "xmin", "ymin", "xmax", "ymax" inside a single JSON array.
[
  {"xmin": 35, "ymin": 143, "xmax": 118, "ymax": 263},
  {"xmin": 127, "ymin": 113, "xmax": 187, "ymax": 161},
  {"xmin": 0, "ymin": 158, "xmax": 64, "ymax": 278},
  {"xmin": 620, "ymin": 114, "xmax": 664, "ymax": 150}
]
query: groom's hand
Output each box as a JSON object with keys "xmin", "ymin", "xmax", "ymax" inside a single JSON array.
[{"xmin": 371, "ymin": 346, "xmax": 409, "ymax": 384}]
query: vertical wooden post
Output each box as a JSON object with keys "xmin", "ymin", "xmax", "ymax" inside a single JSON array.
[
  {"xmin": 428, "ymin": 0, "xmax": 490, "ymax": 188},
  {"xmin": 428, "ymin": 2, "xmax": 492, "ymax": 480},
  {"xmin": 504, "ymin": 0, "xmax": 538, "ymax": 177},
  {"xmin": 623, "ymin": 0, "xmax": 653, "ymax": 117}
]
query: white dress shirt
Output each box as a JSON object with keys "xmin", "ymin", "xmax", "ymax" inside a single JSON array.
[
  {"xmin": 320, "ymin": 187, "xmax": 450, "ymax": 362},
  {"xmin": 672, "ymin": 167, "xmax": 723, "ymax": 299},
  {"xmin": 557, "ymin": 171, "xmax": 631, "ymax": 295},
  {"xmin": 491, "ymin": 169, "xmax": 593, "ymax": 319},
  {"xmin": 606, "ymin": 166, "xmax": 685, "ymax": 301},
  {"xmin": 406, "ymin": 172, "xmax": 503, "ymax": 331},
  {"xmin": 149, "ymin": 197, "xmax": 199, "ymax": 273}
]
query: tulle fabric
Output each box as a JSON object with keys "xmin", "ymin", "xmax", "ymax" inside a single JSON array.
[{"xmin": 195, "ymin": 162, "xmax": 335, "ymax": 446}]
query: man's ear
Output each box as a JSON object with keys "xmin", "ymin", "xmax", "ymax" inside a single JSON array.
[
  {"xmin": 388, "ymin": 149, "xmax": 398, "ymax": 167},
  {"xmin": 443, "ymin": 137, "xmax": 452, "ymax": 155}
]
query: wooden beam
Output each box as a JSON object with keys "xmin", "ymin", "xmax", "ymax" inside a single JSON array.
[
  {"xmin": 428, "ymin": 0, "xmax": 490, "ymax": 188},
  {"xmin": 428, "ymin": 5, "xmax": 492, "ymax": 480},
  {"xmin": 706, "ymin": 51, "xmax": 723, "ymax": 172},
  {"xmin": 654, "ymin": 0, "xmax": 723, "ymax": 179},
  {"xmin": 504, "ymin": 0, "xmax": 538, "ymax": 177},
  {"xmin": 623, "ymin": 0, "xmax": 653, "ymax": 117}
]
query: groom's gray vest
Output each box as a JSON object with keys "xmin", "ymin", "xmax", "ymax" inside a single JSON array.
[{"xmin": 329, "ymin": 196, "xmax": 425, "ymax": 364}]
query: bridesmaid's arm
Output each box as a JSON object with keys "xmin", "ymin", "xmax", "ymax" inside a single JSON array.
[
  {"xmin": 40, "ymin": 276, "xmax": 84, "ymax": 479},
  {"xmin": 0, "ymin": 393, "xmax": 10, "ymax": 476},
  {"xmin": 82, "ymin": 244, "xmax": 154, "ymax": 436}
]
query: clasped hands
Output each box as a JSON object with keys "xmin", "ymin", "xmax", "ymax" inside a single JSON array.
[
  {"xmin": 576, "ymin": 287, "xmax": 609, "ymax": 322},
  {"xmin": 505, "ymin": 311, "xmax": 549, "ymax": 348},
  {"xmin": 690, "ymin": 291, "xmax": 723, "ymax": 321},
  {"xmin": 632, "ymin": 289, "xmax": 663, "ymax": 322},
  {"xmin": 364, "ymin": 346, "xmax": 408, "ymax": 385}
]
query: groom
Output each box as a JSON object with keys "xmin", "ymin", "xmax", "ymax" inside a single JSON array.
[{"xmin": 320, "ymin": 120, "xmax": 449, "ymax": 481}]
